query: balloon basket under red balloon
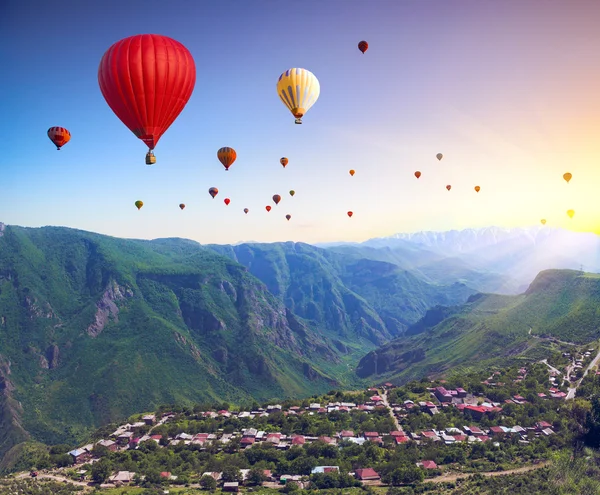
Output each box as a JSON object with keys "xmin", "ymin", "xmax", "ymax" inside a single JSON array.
[{"xmin": 145, "ymin": 151, "xmax": 156, "ymax": 165}]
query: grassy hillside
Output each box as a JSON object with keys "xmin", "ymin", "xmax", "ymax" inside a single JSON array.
[
  {"xmin": 356, "ymin": 269, "xmax": 600, "ymax": 382},
  {"xmin": 0, "ymin": 225, "xmax": 350, "ymax": 458},
  {"xmin": 208, "ymin": 242, "xmax": 476, "ymax": 341}
]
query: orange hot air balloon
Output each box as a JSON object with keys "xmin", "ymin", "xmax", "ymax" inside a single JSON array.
[
  {"xmin": 217, "ymin": 147, "xmax": 237, "ymax": 171},
  {"xmin": 541, "ymin": 219, "xmax": 547, "ymax": 225},
  {"xmin": 179, "ymin": 203, "xmax": 185, "ymax": 210},
  {"xmin": 286, "ymin": 214, "xmax": 291, "ymax": 221},
  {"xmin": 244, "ymin": 208, "xmax": 249, "ymax": 214},
  {"xmin": 209, "ymin": 187, "xmax": 218, "ymax": 198},
  {"xmin": 567, "ymin": 209, "xmax": 575, "ymax": 219},
  {"xmin": 446, "ymin": 185, "xmax": 452, "ymax": 191},
  {"xmin": 280, "ymin": 157, "xmax": 288, "ymax": 168},
  {"xmin": 414, "ymin": 171, "xmax": 421, "ymax": 179},
  {"xmin": 347, "ymin": 211, "xmax": 353, "ymax": 218},
  {"xmin": 273, "ymin": 194, "xmax": 281, "ymax": 205},
  {"xmin": 474, "ymin": 186, "xmax": 481, "ymax": 192},
  {"xmin": 47, "ymin": 126, "xmax": 71, "ymax": 150},
  {"xmin": 349, "ymin": 169, "xmax": 355, "ymax": 176},
  {"xmin": 135, "ymin": 200, "xmax": 143, "ymax": 210},
  {"xmin": 358, "ymin": 40, "xmax": 368, "ymax": 54},
  {"xmin": 98, "ymin": 34, "xmax": 196, "ymax": 163},
  {"xmin": 563, "ymin": 172, "xmax": 572, "ymax": 183},
  {"xmin": 265, "ymin": 205, "xmax": 272, "ymax": 212},
  {"xmin": 224, "ymin": 198, "xmax": 231, "ymax": 206}
]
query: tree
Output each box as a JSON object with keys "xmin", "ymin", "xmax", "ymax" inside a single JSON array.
[
  {"xmin": 247, "ymin": 467, "xmax": 267, "ymax": 485},
  {"xmin": 221, "ymin": 465, "xmax": 242, "ymax": 483},
  {"xmin": 91, "ymin": 459, "xmax": 112, "ymax": 483},
  {"xmin": 200, "ymin": 474, "xmax": 217, "ymax": 491}
]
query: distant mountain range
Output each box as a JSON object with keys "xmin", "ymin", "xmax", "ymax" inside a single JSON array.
[{"xmin": 319, "ymin": 226, "xmax": 600, "ymax": 294}]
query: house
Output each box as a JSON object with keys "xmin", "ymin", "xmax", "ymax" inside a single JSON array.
[
  {"xmin": 354, "ymin": 468, "xmax": 380, "ymax": 481},
  {"xmin": 339, "ymin": 430, "xmax": 354, "ymax": 438},
  {"xmin": 535, "ymin": 421, "xmax": 552, "ymax": 431},
  {"xmin": 109, "ymin": 471, "xmax": 136, "ymax": 483},
  {"xmin": 434, "ymin": 387, "xmax": 453, "ymax": 403},
  {"xmin": 202, "ymin": 472, "xmax": 222, "ymax": 481},
  {"xmin": 291, "ymin": 435, "xmax": 306, "ymax": 445},
  {"xmin": 311, "ymin": 466, "xmax": 340, "ymax": 474},
  {"xmin": 464, "ymin": 405, "xmax": 487, "ymax": 421},
  {"xmin": 223, "ymin": 482, "xmax": 239, "ymax": 492},
  {"xmin": 489, "ymin": 426, "xmax": 505, "ymax": 437},
  {"xmin": 418, "ymin": 460, "xmax": 438, "ymax": 470},
  {"xmin": 464, "ymin": 425, "xmax": 485, "ymax": 436},
  {"xmin": 394, "ymin": 436, "xmax": 410, "ymax": 444},
  {"xmin": 67, "ymin": 449, "xmax": 89, "ymax": 464},
  {"xmin": 142, "ymin": 414, "xmax": 156, "ymax": 425},
  {"xmin": 96, "ymin": 439, "xmax": 117, "ymax": 451}
]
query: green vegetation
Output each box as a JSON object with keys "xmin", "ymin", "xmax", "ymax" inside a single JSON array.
[
  {"xmin": 357, "ymin": 269, "xmax": 600, "ymax": 382},
  {"xmin": 0, "ymin": 225, "xmax": 476, "ymax": 464}
]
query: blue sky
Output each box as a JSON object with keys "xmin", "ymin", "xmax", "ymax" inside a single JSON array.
[{"xmin": 2, "ymin": 0, "xmax": 600, "ymax": 244}]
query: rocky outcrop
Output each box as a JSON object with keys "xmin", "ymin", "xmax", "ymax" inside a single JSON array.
[
  {"xmin": 46, "ymin": 345, "xmax": 59, "ymax": 369},
  {"xmin": 87, "ymin": 280, "xmax": 133, "ymax": 337},
  {"xmin": 24, "ymin": 297, "xmax": 55, "ymax": 320}
]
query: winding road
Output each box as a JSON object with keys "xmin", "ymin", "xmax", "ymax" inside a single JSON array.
[
  {"xmin": 566, "ymin": 345, "xmax": 600, "ymax": 400},
  {"xmin": 382, "ymin": 390, "xmax": 402, "ymax": 431}
]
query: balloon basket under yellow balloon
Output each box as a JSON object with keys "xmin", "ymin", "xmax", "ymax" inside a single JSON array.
[
  {"xmin": 294, "ymin": 118, "xmax": 302, "ymax": 124},
  {"xmin": 145, "ymin": 152, "xmax": 156, "ymax": 165}
]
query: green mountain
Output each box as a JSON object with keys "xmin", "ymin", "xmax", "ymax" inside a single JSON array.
[
  {"xmin": 207, "ymin": 242, "xmax": 476, "ymax": 341},
  {"xmin": 0, "ymin": 224, "xmax": 477, "ymax": 463},
  {"xmin": 356, "ymin": 269, "xmax": 600, "ymax": 382}
]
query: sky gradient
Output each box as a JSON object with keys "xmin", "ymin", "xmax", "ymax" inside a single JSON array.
[{"xmin": 2, "ymin": 0, "xmax": 600, "ymax": 244}]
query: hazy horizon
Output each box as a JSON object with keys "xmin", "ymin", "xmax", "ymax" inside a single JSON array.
[{"xmin": 3, "ymin": 0, "xmax": 600, "ymax": 244}]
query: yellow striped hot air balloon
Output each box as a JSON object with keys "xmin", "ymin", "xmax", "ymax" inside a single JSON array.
[{"xmin": 276, "ymin": 68, "xmax": 320, "ymax": 124}]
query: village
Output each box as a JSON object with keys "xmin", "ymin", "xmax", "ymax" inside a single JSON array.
[{"xmin": 47, "ymin": 363, "xmax": 575, "ymax": 492}]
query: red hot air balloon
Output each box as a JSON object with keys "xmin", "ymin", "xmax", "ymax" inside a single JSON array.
[
  {"xmin": 446, "ymin": 185, "xmax": 452, "ymax": 191},
  {"xmin": 218, "ymin": 147, "xmax": 237, "ymax": 171},
  {"xmin": 280, "ymin": 157, "xmax": 288, "ymax": 168},
  {"xmin": 347, "ymin": 211, "xmax": 353, "ymax": 218},
  {"xmin": 47, "ymin": 127, "xmax": 71, "ymax": 150},
  {"xmin": 358, "ymin": 40, "xmax": 368, "ymax": 53},
  {"xmin": 265, "ymin": 205, "xmax": 272, "ymax": 212},
  {"xmin": 273, "ymin": 194, "xmax": 281, "ymax": 205},
  {"xmin": 414, "ymin": 171, "xmax": 421, "ymax": 179},
  {"xmin": 209, "ymin": 187, "xmax": 218, "ymax": 198},
  {"xmin": 98, "ymin": 34, "xmax": 196, "ymax": 164},
  {"xmin": 224, "ymin": 198, "xmax": 231, "ymax": 206}
]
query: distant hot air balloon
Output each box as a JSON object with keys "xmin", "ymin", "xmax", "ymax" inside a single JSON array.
[
  {"xmin": 135, "ymin": 200, "xmax": 143, "ymax": 210},
  {"xmin": 436, "ymin": 153, "xmax": 443, "ymax": 161},
  {"xmin": 414, "ymin": 171, "xmax": 421, "ymax": 179},
  {"xmin": 244, "ymin": 208, "xmax": 249, "ymax": 214},
  {"xmin": 277, "ymin": 68, "xmax": 320, "ymax": 124},
  {"xmin": 289, "ymin": 190, "xmax": 295, "ymax": 197},
  {"xmin": 266, "ymin": 205, "xmax": 272, "ymax": 212},
  {"xmin": 347, "ymin": 211, "xmax": 353, "ymax": 218},
  {"xmin": 47, "ymin": 127, "xmax": 71, "ymax": 150},
  {"xmin": 567, "ymin": 209, "xmax": 575, "ymax": 219},
  {"xmin": 273, "ymin": 194, "xmax": 281, "ymax": 205},
  {"xmin": 446, "ymin": 185, "xmax": 452, "ymax": 191},
  {"xmin": 209, "ymin": 187, "xmax": 218, "ymax": 199},
  {"xmin": 280, "ymin": 157, "xmax": 288, "ymax": 168},
  {"xmin": 541, "ymin": 219, "xmax": 547, "ymax": 225},
  {"xmin": 474, "ymin": 186, "xmax": 481, "ymax": 192},
  {"xmin": 563, "ymin": 172, "xmax": 572, "ymax": 183},
  {"xmin": 285, "ymin": 214, "xmax": 291, "ymax": 221},
  {"xmin": 98, "ymin": 34, "xmax": 196, "ymax": 164},
  {"xmin": 179, "ymin": 203, "xmax": 185, "ymax": 210},
  {"xmin": 349, "ymin": 169, "xmax": 355, "ymax": 176},
  {"xmin": 224, "ymin": 198, "xmax": 231, "ymax": 206},
  {"xmin": 218, "ymin": 147, "xmax": 237, "ymax": 171},
  {"xmin": 358, "ymin": 40, "xmax": 368, "ymax": 54}
]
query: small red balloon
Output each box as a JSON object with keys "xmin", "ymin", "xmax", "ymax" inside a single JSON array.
[{"xmin": 224, "ymin": 198, "xmax": 231, "ymax": 205}]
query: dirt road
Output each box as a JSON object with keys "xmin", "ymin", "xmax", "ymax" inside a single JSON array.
[
  {"xmin": 15, "ymin": 472, "xmax": 92, "ymax": 489},
  {"xmin": 427, "ymin": 462, "xmax": 548, "ymax": 483},
  {"xmin": 382, "ymin": 390, "xmax": 402, "ymax": 431}
]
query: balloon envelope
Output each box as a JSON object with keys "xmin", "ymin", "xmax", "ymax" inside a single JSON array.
[
  {"xmin": 209, "ymin": 187, "xmax": 218, "ymax": 198},
  {"xmin": 289, "ymin": 190, "xmax": 295, "ymax": 197},
  {"xmin": 218, "ymin": 147, "xmax": 237, "ymax": 171},
  {"xmin": 563, "ymin": 172, "xmax": 572, "ymax": 183},
  {"xmin": 244, "ymin": 208, "xmax": 249, "ymax": 214},
  {"xmin": 276, "ymin": 68, "xmax": 320, "ymax": 123},
  {"xmin": 474, "ymin": 186, "xmax": 481, "ymax": 192},
  {"xmin": 224, "ymin": 198, "xmax": 231, "ymax": 205},
  {"xmin": 265, "ymin": 205, "xmax": 272, "ymax": 212},
  {"xmin": 414, "ymin": 171, "xmax": 421, "ymax": 179},
  {"xmin": 280, "ymin": 157, "xmax": 288, "ymax": 167},
  {"xmin": 285, "ymin": 214, "xmax": 291, "ymax": 221},
  {"xmin": 347, "ymin": 211, "xmax": 353, "ymax": 217},
  {"xmin": 436, "ymin": 153, "xmax": 443, "ymax": 161},
  {"xmin": 47, "ymin": 127, "xmax": 71, "ymax": 150},
  {"xmin": 135, "ymin": 200, "xmax": 143, "ymax": 210},
  {"xmin": 98, "ymin": 34, "xmax": 196, "ymax": 150},
  {"xmin": 179, "ymin": 203, "xmax": 185, "ymax": 210},
  {"xmin": 273, "ymin": 194, "xmax": 281, "ymax": 205},
  {"xmin": 358, "ymin": 40, "xmax": 368, "ymax": 53},
  {"xmin": 567, "ymin": 209, "xmax": 575, "ymax": 218},
  {"xmin": 541, "ymin": 219, "xmax": 547, "ymax": 225},
  {"xmin": 446, "ymin": 185, "xmax": 451, "ymax": 191},
  {"xmin": 349, "ymin": 169, "xmax": 355, "ymax": 176}
]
